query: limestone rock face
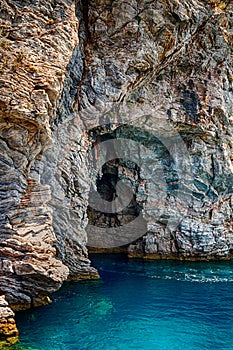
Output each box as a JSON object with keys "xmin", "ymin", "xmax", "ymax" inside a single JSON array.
[
  {"xmin": 79, "ymin": 0, "xmax": 233, "ymax": 260},
  {"xmin": 0, "ymin": 0, "xmax": 97, "ymax": 325},
  {"xmin": 0, "ymin": 0, "xmax": 232, "ymax": 343}
]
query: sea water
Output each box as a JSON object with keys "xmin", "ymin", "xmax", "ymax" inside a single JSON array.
[{"xmin": 14, "ymin": 254, "xmax": 233, "ymax": 350}]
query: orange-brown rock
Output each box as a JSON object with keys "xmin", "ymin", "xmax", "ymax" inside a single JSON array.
[{"xmin": 0, "ymin": 296, "xmax": 18, "ymax": 348}]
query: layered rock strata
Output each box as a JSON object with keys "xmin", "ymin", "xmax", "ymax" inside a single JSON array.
[
  {"xmin": 82, "ymin": 0, "xmax": 233, "ymax": 260},
  {"xmin": 0, "ymin": 0, "xmax": 98, "ymax": 343},
  {"xmin": 0, "ymin": 0, "xmax": 232, "ymax": 344}
]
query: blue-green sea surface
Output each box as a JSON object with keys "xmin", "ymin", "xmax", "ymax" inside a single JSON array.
[{"xmin": 14, "ymin": 254, "xmax": 233, "ymax": 350}]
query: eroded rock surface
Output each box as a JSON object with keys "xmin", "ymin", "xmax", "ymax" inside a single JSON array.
[
  {"xmin": 81, "ymin": 0, "xmax": 233, "ymax": 259},
  {"xmin": 0, "ymin": 0, "xmax": 97, "ymax": 341},
  {"xmin": 0, "ymin": 0, "xmax": 232, "ymax": 343}
]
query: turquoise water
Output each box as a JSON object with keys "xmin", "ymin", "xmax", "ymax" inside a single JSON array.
[{"xmin": 15, "ymin": 254, "xmax": 233, "ymax": 350}]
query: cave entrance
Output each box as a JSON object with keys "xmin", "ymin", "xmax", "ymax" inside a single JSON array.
[
  {"xmin": 87, "ymin": 127, "xmax": 145, "ymax": 252},
  {"xmin": 86, "ymin": 124, "xmax": 177, "ymax": 253}
]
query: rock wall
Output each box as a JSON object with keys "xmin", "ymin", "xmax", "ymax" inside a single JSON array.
[
  {"xmin": 81, "ymin": 0, "xmax": 233, "ymax": 260},
  {"xmin": 0, "ymin": 0, "xmax": 98, "ymax": 343},
  {"xmin": 0, "ymin": 0, "xmax": 232, "ymax": 344}
]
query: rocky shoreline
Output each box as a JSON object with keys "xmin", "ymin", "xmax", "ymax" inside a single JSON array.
[{"xmin": 0, "ymin": 0, "xmax": 232, "ymax": 345}]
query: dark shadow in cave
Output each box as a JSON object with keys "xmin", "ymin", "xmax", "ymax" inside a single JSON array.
[{"xmin": 87, "ymin": 124, "xmax": 180, "ymax": 251}]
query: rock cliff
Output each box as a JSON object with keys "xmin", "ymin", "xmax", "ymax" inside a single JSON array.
[
  {"xmin": 0, "ymin": 0, "xmax": 232, "ymax": 344},
  {"xmin": 83, "ymin": 0, "xmax": 232, "ymax": 259}
]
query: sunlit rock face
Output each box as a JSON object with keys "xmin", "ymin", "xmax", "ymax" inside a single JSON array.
[
  {"xmin": 0, "ymin": 0, "xmax": 97, "ymax": 318},
  {"xmin": 0, "ymin": 0, "xmax": 232, "ymax": 341}
]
